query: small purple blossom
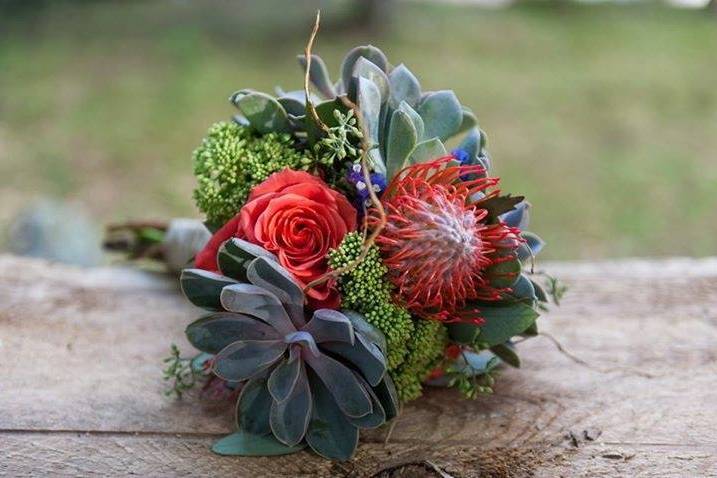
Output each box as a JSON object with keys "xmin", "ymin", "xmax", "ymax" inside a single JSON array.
[
  {"xmin": 451, "ymin": 148, "xmax": 471, "ymax": 166},
  {"xmin": 347, "ymin": 163, "xmax": 386, "ymax": 207}
]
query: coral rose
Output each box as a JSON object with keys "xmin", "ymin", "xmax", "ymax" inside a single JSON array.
[{"xmin": 195, "ymin": 169, "xmax": 357, "ymax": 309}]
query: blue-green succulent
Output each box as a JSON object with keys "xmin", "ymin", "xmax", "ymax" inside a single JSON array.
[{"xmin": 180, "ymin": 238, "xmax": 398, "ymax": 461}]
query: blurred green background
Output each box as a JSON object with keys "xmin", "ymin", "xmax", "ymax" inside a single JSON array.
[{"xmin": 1, "ymin": 0, "xmax": 716, "ymax": 260}]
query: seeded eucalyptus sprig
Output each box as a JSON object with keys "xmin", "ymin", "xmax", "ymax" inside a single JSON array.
[{"xmin": 162, "ymin": 344, "xmax": 202, "ymax": 399}]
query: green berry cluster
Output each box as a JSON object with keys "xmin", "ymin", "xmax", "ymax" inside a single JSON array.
[
  {"xmin": 192, "ymin": 121, "xmax": 313, "ymax": 226},
  {"xmin": 391, "ymin": 320, "xmax": 448, "ymax": 402},
  {"xmin": 329, "ymin": 232, "xmax": 448, "ymax": 402},
  {"xmin": 328, "ymin": 232, "xmax": 413, "ymax": 370}
]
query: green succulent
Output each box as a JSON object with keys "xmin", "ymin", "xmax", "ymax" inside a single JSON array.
[
  {"xmin": 180, "ymin": 238, "xmax": 398, "ymax": 461},
  {"xmin": 299, "ymin": 45, "xmax": 491, "ymax": 179}
]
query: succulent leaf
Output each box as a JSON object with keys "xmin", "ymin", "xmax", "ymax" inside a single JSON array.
[
  {"xmin": 521, "ymin": 231, "xmax": 546, "ymax": 256},
  {"xmin": 186, "ymin": 313, "xmax": 280, "ymax": 355},
  {"xmin": 509, "ymin": 274, "xmax": 538, "ymax": 304},
  {"xmin": 352, "ymin": 57, "xmax": 389, "ymax": 103},
  {"xmin": 491, "ymin": 343, "xmax": 521, "ymax": 368},
  {"xmin": 267, "ymin": 355, "xmax": 301, "ymax": 403},
  {"xmin": 320, "ymin": 333, "xmax": 386, "ymax": 387},
  {"xmin": 417, "ymin": 90, "xmax": 462, "ymax": 141},
  {"xmin": 371, "ymin": 375, "xmax": 400, "ymax": 422},
  {"xmin": 342, "ymin": 310, "xmax": 387, "ymax": 354},
  {"xmin": 247, "ymin": 256, "xmax": 305, "ymax": 329},
  {"xmin": 340, "ymin": 45, "xmax": 388, "ymax": 99},
  {"xmin": 501, "ymin": 201, "xmax": 531, "ymax": 230},
  {"xmin": 457, "ymin": 106, "xmax": 478, "ymax": 135},
  {"xmin": 304, "ymin": 351, "xmax": 373, "ymax": 418},
  {"xmin": 269, "ymin": 362, "xmax": 311, "ymax": 446},
  {"xmin": 180, "ymin": 269, "xmax": 238, "ymax": 311},
  {"xmin": 220, "ymin": 283, "xmax": 295, "ymax": 335},
  {"xmin": 297, "ymin": 54, "xmax": 337, "ymax": 99},
  {"xmin": 356, "ymin": 77, "xmax": 386, "ymax": 175},
  {"xmin": 277, "ymin": 96, "xmax": 306, "ymax": 116},
  {"xmin": 302, "ymin": 309, "xmax": 355, "ymax": 344},
  {"xmin": 218, "ymin": 238, "xmax": 278, "ymax": 282},
  {"xmin": 213, "ymin": 339, "xmax": 286, "ymax": 382},
  {"xmin": 398, "ymin": 101, "xmax": 425, "ymax": 140},
  {"xmin": 236, "ymin": 376, "xmax": 273, "ymax": 435},
  {"xmin": 386, "ymin": 109, "xmax": 418, "ymax": 179},
  {"xmin": 284, "ymin": 331, "xmax": 320, "ymax": 357},
  {"xmin": 388, "ymin": 64, "xmax": 421, "ymax": 109},
  {"xmin": 408, "ymin": 137, "xmax": 447, "ymax": 166},
  {"xmin": 458, "ymin": 128, "xmax": 482, "ymax": 163},
  {"xmin": 230, "ymin": 90, "xmax": 292, "ymax": 134},
  {"xmin": 346, "ymin": 372, "xmax": 386, "ymax": 429},
  {"xmin": 305, "ymin": 370, "xmax": 360, "ymax": 461}
]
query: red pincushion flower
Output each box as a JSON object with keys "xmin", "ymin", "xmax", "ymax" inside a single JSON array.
[
  {"xmin": 369, "ymin": 157, "xmax": 521, "ymax": 323},
  {"xmin": 195, "ymin": 169, "xmax": 357, "ymax": 309}
]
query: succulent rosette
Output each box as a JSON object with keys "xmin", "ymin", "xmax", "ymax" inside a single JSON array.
[{"xmin": 170, "ymin": 17, "xmax": 558, "ymax": 462}]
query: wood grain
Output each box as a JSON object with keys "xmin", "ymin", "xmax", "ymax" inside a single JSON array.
[{"xmin": 2, "ymin": 255, "xmax": 716, "ymax": 477}]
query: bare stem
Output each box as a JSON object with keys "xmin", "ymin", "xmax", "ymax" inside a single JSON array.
[{"xmin": 304, "ymin": 11, "xmax": 329, "ymax": 133}]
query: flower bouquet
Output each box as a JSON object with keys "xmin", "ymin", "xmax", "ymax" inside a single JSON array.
[{"xmin": 168, "ymin": 14, "xmax": 555, "ymax": 461}]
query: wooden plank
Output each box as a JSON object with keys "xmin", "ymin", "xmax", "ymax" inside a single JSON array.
[{"xmin": 2, "ymin": 255, "xmax": 717, "ymax": 476}]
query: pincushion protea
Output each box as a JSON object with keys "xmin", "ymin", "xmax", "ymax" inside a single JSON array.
[{"xmin": 370, "ymin": 156, "xmax": 522, "ymax": 323}]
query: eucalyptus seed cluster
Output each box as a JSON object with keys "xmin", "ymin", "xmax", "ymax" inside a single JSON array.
[{"xmin": 312, "ymin": 109, "xmax": 363, "ymax": 166}]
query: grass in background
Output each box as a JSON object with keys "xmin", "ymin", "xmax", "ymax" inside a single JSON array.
[{"xmin": 1, "ymin": 1, "xmax": 716, "ymax": 259}]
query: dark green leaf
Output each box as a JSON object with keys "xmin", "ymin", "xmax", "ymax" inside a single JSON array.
[
  {"xmin": 267, "ymin": 355, "xmax": 301, "ymax": 403},
  {"xmin": 217, "ymin": 238, "xmax": 276, "ymax": 282},
  {"xmin": 303, "ymin": 309, "xmax": 354, "ymax": 344},
  {"xmin": 477, "ymin": 303, "xmax": 539, "ymax": 347},
  {"xmin": 491, "ymin": 344, "xmax": 521, "ymax": 368},
  {"xmin": 347, "ymin": 372, "xmax": 386, "ymax": 429},
  {"xmin": 486, "ymin": 255, "xmax": 521, "ymax": 289},
  {"xmin": 448, "ymin": 322, "xmax": 481, "ymax": 345},
  {"xmin": 522, "ymin": 231, "xmax": 546, "ymax": 256},
  {"xmin": 212, "ymin": 430, "xmax": 305, "ymax": 456},
  {"xmin": 247, "ymin": 257, "xmax": 305, "ymax": 329},
  {"xmin": 474, "ymin": 194, "xmax": 525, "ymax": 222},
  {"xmin": 508, "ymin": 274, "xmax": 537, "ymax": 304},
  {"xmin": 179, "ymin": 269, "xmax": 237, "ymax": 311}
]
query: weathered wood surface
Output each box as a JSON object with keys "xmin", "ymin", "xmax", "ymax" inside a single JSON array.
[{"xmin": 1, "ymin": 254, "xmax": 716, "ymax": 477}]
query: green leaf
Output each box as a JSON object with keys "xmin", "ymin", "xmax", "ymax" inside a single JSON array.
[
  {"xmin": 372, "ymin": 375, "xmax": 399, "ymax": 422},
  {"xmin": 386, "ymin": 109, "xmax": 418, "ymax": 179},
  {"xmin": 230, "ymin": 90, "xmax": 291, "ymax": 134},
  {"xmin": 179, "ymin": 269, "xmax": 237, "ymax": 311},
  {"xmin": 212, "ymin": 430, "xmax": 305, "ymax": 456},
  {"xmin": 305, "ymin": 97, "xmax": 350, "ymax": 145},
  {"xmin": 491, "ymin": 344, "xmax": 521, "ymax": 368},
  {"xmin": 408, "ymin": 137, "xmax": 447, "ymax": 165},
  {"xmin": 486, "ymin": 255, "xmax": 521, "ymax": 289},
  {"xmin": 522, "ymin": 321, "xmax": 539, "ymax": 337},
  {"xmin": 297, "ymin": 54, "xmax": 336, "ymax": 99},
  {"xmin": 477, "ymin": 303, "xmax": 539, "ymax": 347},
  {"xmin": 522, "ymin": 231, "xmax": 546, "ymax": 256},
  {"xmin": 448, "ymin": 322, "xmax": 481, "ymax": 345},
  {"xmin": 508, "ymin": 274, "xmax": 537, "ymax": 304},
  {"xmin": 417, "ymin": 90, "xmax": 462, "ymax": 141},
  {"xmin": 474, "ymin": 194, "xmax": 525, "ymax": 222},
  {"xmin": 388, "ymin": 64, "xmax": 421, "ymax": 108}
]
